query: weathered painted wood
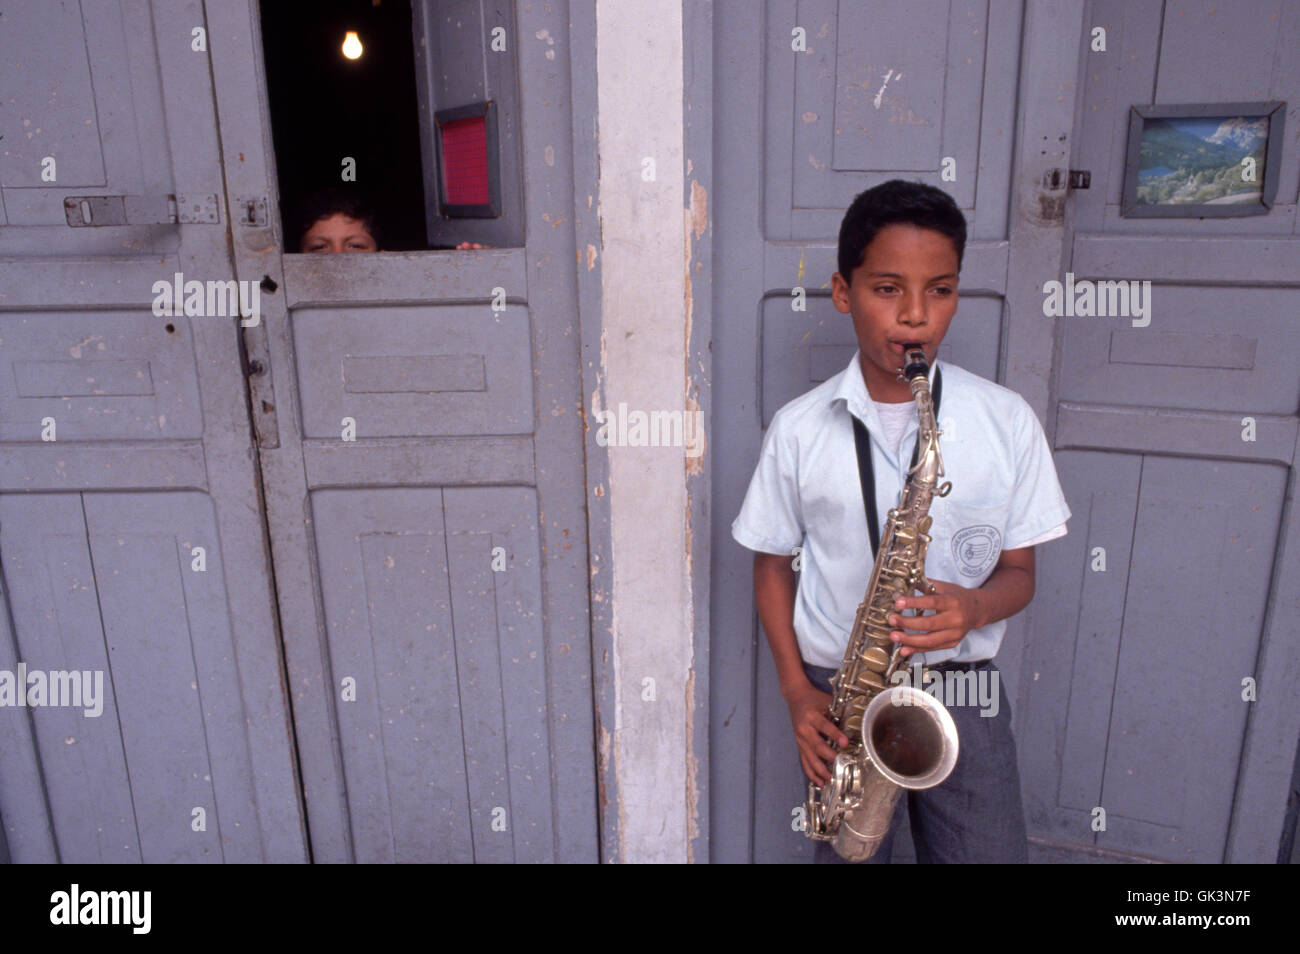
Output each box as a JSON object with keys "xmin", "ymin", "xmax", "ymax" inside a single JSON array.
[
  {"xmin": 206, "ymin": 0, "xmax": 600, "ymax": 862},
  {"xmin": 0, "ymin": 0, "xmax": 306, "ymax": 864},
  {"xmin": 1024, "ymin": 0, "xmax": 1300, "ymax": 863}
]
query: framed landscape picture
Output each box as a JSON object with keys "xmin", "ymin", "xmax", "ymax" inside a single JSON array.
[{"xmin": 1121, "ymin": 102, "xmax": 1285, "ymax": 217}]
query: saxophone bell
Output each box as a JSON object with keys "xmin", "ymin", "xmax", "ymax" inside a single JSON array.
[
  {"xmin": 809, "ymin": 685, "xmax": 959, "ymax": 862},
  {"xmin": 862, "ymin": 685, "xmax": 959, "ymax": 790}
]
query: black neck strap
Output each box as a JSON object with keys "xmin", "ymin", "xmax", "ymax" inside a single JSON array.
[{"xmin": 852, "ymin": 366, "xmax": 942, "ymax": 555}]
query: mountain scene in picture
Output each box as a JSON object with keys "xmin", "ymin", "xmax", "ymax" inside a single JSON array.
[{"xmin": 1136, "ymin": 115, "xmax": 1267, "ymax": 206}]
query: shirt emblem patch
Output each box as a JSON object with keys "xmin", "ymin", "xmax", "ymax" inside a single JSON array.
[{"xmin": 951, "ymin": 525, "xmax": 1002, "ymax": 577}]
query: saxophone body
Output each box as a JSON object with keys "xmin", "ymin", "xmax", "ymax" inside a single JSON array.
[{"xmin": 805, "ymin": 347, "xmax": 960, "ymax": 861}]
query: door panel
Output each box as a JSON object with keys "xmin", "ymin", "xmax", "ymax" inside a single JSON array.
[
  {"xmin": 292, "ymin": 304, "xmax": 534, "ymax": 438},
  {"xmin": 712, "ymin": 0, "xmax": 1029, "ymax": 863},
  {"xmin": 0, "ymin": 0, "xmax": 305, "ymax": 863},
  {"xmin": 0, "ymin": 0, "xmax": 179, "ymax": 255},
  {"xmin": 1059, "ymin": 288, "xmax": 1300, "ymax": 415},
  {"xmin": 1024, "ymin": 451, "xmax": 1285, "ymax": 861},
  {"xmin": 1019, "ymin": 0, "xmax": 1300, "ymax": 861},
  {"xmin": 765, "ymin": 0, "xmax": 1020, "ymax": 240},
  {"xmin": 0, "ymin": 311, "xmax": 204, "ymax": 441},
  {"xmin": 0, "ymin": 493, "xmax": 272, "ymax": 862},
  {"xmin": 313, "ymin": 486, "xmax": 553, "ymax": 863},
  {"xmin": 204, "ymin": 0, "xmax": 599, "ymax": 861}
]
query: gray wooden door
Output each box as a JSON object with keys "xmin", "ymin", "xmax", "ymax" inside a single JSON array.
[
  {"xmin": 710, "ymin": 0, "xmax": 1045, "ymax": 862},
  {"xmin": 205, "ymin": 0, "xmax": 599, "ymax": 862},
  {"xmin": 0, "ymin": 0, "xmax": 305, "ymax": 862},
  {"xmin": 1019, "ymin": 0, "xmax": 1300, "ymax": 863}
]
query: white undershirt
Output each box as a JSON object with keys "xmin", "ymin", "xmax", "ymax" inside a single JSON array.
[{"xmin": 871, "ymin": 399, "xmax": 915, "ymax": 456}]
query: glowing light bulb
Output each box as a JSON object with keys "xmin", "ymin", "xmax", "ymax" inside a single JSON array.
[{"xmin": 342, "ymin": 31, "xmax": 363, "ymax": 60}]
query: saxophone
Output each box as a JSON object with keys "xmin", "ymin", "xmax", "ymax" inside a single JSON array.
[{"xmin": 805, "ymin": 346, "xmax": 960, "ymax": 861}]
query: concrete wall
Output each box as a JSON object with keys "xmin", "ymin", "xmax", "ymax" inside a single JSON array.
[{"xmin": 592, "ymin": 0, "xmax": 698, "ymax": 863}]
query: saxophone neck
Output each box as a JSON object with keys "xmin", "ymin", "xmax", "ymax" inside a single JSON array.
[{"xmin": 902, "ymin": 349, "xmax": 944, "ymax": 483}]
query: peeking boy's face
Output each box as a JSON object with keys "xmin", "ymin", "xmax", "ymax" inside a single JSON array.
[
  {"xmin": 830, "ymin": 223, "xmax": 959, "ymax": 402},
  {"xmin": 300, "ymin": 213, "xmax": 379, "ymax": 253}
]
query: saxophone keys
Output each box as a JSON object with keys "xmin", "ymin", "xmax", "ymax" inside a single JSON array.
[
  {"xmin": 855, "ymin": 671, "xmax": 886, "ymax": 692},
  {"xmin": 861, "ymin": 646, "xmax": 890, "ymax": 670}
]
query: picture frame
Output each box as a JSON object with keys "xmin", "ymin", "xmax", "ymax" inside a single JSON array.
[{"xmin": 1120, "ymin": 101, "xmax": 1285, "ymax": 217}]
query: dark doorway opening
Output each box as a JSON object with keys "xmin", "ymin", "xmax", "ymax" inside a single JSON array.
[{"xmin": 260, "ymin": 0, "xmax": 429, "ymax": 251}]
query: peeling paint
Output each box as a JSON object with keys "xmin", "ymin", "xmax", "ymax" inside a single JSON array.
[
  {"xmin": 684, "ymin": 395, "xmax": 706, "ymax": 475},
  {"xmin": 598, "ymin": 723, "xmax": 611, "ymax": 824},
  {"xmin": 872, "ymin": 68, "xmax": 901, "ymax": 108},
  {"xmin": 684, "ymin": 179, "xmax": 709, "ymax": 479},
  {"xmin": 687, "ymin": 179, "xmax": 708, "ymax": 241}
]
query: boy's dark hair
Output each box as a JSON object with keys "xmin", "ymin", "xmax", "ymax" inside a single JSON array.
[
  {"xmin": 837, "ymin": 179, "xmax": 966, "ymax": 281},
  {"xmin": 292, "ymin": 186, "xmax": 384, "ymax": 250}
]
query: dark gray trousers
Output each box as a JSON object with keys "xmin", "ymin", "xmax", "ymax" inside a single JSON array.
[{"xmin": 805, "ymin": 661, "xmax": 1029, "ymax": 864}]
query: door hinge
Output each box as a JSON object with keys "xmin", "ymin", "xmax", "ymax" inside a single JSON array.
[
  {"xmin": 1068, "ymin": 170, "xmax": 1091, "ymax": 189},
  {"xmin": 63, "ymin": 193, "xmax": 221, "ymax": 227}
]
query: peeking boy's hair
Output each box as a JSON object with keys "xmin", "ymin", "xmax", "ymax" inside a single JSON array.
[
  {"xmin": 292, "ymin": 186, "xmax": 384, "ymax": 250},
  {"xmin": 837, "ymin": 179, "xmax": 967, "ymax": 280}
]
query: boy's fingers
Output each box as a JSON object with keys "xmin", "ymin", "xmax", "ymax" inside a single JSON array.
[
  {"xmin": 816, "ymin": 716, "xmax": 850, "ymax": 748},
  {"xmin": 897, "ymin": 630, "xmax": 961, "ymax": 651},
  {"xmin": 796, "ymin": 723, "xmax": 832, "ymax": 759},
  {"xmin": 801, "ymin": 750, "xmax": 830, "ymax": 784},
  {"xmin": 897, "ymin": 595, "xmax": 940, "ymax": 612},
  {"xmin": 890, "ymin": 613, "xmax": 942, "ymax": 633},
  {"xmin": 897, "ymin": 629, "xmax": 946, "ymax": 646},
  {"xmin": 810, "ymin": 735, "xmax": 838, "ymax": 764}
]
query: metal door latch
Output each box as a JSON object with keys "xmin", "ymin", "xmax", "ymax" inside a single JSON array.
[
  {"xmin": 235, "ymin": 195, "xmax": 268, "ymax": 227},
  {"xmin": 63, "ymin": 194, "xmax": 220, "ymax": 226},
  {"xmin": 1041, "ymin": 169, "xmax": 1091, "ymax": 192}
]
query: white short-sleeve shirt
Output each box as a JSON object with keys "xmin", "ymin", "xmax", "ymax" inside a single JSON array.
[{"xmin": 731, "ymin": 353, "xmax": 1071, "ymax": 669}]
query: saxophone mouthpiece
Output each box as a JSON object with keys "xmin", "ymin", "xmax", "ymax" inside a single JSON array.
[{"xmin": 901, "ymin": 345, "xmax": 929, "ymax": 381}]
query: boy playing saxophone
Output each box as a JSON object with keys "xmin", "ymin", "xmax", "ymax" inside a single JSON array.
[{"xmin": 731, "ymin": 180, "xmax": 1071, "ymax": 863}]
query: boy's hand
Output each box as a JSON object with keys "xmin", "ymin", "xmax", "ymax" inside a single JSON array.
[
  {"xmin": 888, "ymin": 579, "xmax": 984, "ymax": 658},
  {"xmin": 887, "ymin": 548, "xmax": 1036, "ymax": 658},
  {"xmin": 784, "ymin": 681, "xmax": 850, "ymax": 785}
]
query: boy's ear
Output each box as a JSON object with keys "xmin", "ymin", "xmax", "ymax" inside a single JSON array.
[{"xmin": 830, "ymin": 272, "xmax": 852, "ymax": 315}]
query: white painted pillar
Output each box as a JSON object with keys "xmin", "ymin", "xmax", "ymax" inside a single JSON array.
[{"xmin": 594, "ymin": 0, "xmax": 693, "ymax": 863}]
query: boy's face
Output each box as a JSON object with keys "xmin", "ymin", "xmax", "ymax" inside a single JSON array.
[
  {"xmin": 300, "ymin": 213, "xmax": 379, "ymax": 253},
  {"xmin": 831, "ymin": 223, "xmax": 959, "ymax": 402}
]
